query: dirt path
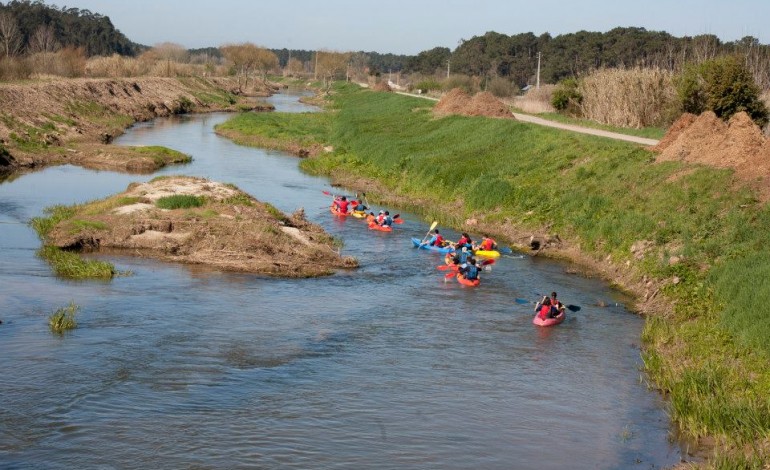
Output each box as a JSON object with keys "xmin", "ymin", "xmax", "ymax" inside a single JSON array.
[{"xmin": 395, "ymin": 91, "xmax": 660, "ymax": 146}]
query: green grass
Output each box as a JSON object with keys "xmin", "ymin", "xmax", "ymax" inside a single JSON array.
[
  {"xmin": 218, "ymin": 81, "xmax": 770, "ymax": 461},
  {"xmin": 64, "ymin": 100, "xmax": 133, "ymax": 130},
  {"xmin": 37, "ymin": 246, "xmax": 115, "ymax": 279},
  {"xmin": 30, "ymin": 205, "xmax": 77, "ymax": 238},
  {"xmin": 49, "ymin": 301, "xmax": 79, "ymax": 334},
  {"xmin": 130, "ymin": 145, "xmax": 192, "ymax": 166},
  {"xmin": 155, "ymin": 194, "xmax": 205, "ymax": 209},
  {"xmin": 215, "ymin": 110, "xmax": 332, "ymax": 148},
  {"xmin": 70, "ymin": 219, "xmax": 109, "ymax": 234}
]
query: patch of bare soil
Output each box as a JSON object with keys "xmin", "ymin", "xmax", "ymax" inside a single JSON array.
[
  {"xmin": 371, "ymin": 81, "xmax": 392, "ymax": 92},
  {"xmin": 654, "ymin": 111, "xmax": 770, "ymax": 200},
  {"xmin": 434, "ymin": 88, "xmax": 515, "ymax": 119},
  {"xmin": 44, "ymin": 176, "xmax": 357, "ymax": 277}
]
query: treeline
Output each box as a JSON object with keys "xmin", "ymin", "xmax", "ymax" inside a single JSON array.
[
  {"xmin": 408, "ymin": 28, "xmax": 770, "ymax": 90},
  {"xmin": 0, "ymin": 0, "xmax": 139, "ymax": 57}
]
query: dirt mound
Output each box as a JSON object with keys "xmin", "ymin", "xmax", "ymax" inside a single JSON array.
[
  {"xmin": 433, "ymin": 88, "xmax": 514, "ymax": 119},
  {"xmin": 43, "ymin": 176, "xmax": 358, "ymax": 277},
  {"xmin": 655, "ymin": 111, "xmax": 770, "ymax": 199},
  {"xmin": 372, "ymin": 81, "xmax": 392, "ymax": 92}
]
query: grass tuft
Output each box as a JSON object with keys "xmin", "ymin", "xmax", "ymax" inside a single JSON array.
[
  {"xmin": 37, "ymin": 246, "xmax": 115, "ymax": 279},
  {"xmin": 49, "ymin": 302, "xmax": 78, "ymax": 334},
  {"xmin": 155, "ymin": 195, "xmax": 205, "ymax": 210}
]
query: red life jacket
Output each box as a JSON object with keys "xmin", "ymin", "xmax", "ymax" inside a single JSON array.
[
  {"xmin": 337, "ymin": 200, "xmax": 349, "ymax": 213},
  {"xmin": 539, "ymin": 304, "xmax": 552, "ymax": 319},
  {"xmin": 481, "ymin": 238, "xmax": 495, "ymax": 250},
  {"xmin": 433, "ymin": 234, "xmax": 444, "ymax": 246},
  {"xmin": 376, "ymin": 214, "xmax": 385, "ymax": 224}
]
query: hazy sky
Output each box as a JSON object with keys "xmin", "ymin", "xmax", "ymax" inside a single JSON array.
[{"xmin": 62, "ymin": 0, "xmax": 768, "ymax": 54}]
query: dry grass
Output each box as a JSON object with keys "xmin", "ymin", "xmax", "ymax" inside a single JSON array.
[
  {"xmin": 510, "ymin": 84, "xmax": 557, "ymax": 113},
  {"xmin": 579, "ymin": 67, "xmax": 677, "ymax": 128}
]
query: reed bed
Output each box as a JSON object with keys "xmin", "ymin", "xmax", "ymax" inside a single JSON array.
[{"xmin": 579, "ymin": 67, "xmax": 677, "ymax": 128}]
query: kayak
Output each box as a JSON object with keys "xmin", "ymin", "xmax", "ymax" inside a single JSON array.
[
  {"xmin": 533, "ymin": 310, "xmax": 566, "ymax": 327},
  {"xmin": 411, "ymin": 237, "xmax": 455, "ymax": 253},
  {"xmin": 474, "ymin": 249, "xmax": 500, "ymax": 258},
  {"xmin": 330, "ymin": 206, "xmax": 350, "ymax": 216},
  {"xmin": 351, "ymin": 210, "xmax": 367, "ymax": 218},
  {"xmin": 456, "ymin": 274, "xmax": 480, "ymax": 287},
  {"xmin": 368, "ymin": 222, "xmax": 393, "ymax": 232}
]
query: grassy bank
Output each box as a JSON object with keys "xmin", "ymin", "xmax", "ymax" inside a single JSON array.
[{"xmin": 218, "ymin": 82, "xmax": 770, "ymax": 464}]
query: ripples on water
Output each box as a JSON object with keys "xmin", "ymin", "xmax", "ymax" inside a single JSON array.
[{"xmin": 0, "ymin": 90, "xmax": 682, "ymax": 469}]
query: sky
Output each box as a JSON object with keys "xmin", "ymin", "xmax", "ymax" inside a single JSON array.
[{"xmin": 61, "ymin": 0, "xmax": 770, "ymax": 55}]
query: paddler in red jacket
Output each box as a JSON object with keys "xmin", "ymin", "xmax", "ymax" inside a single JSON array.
[
  {"xmin": 477, "ymin": 235, "xmax": 497, "ymax": 251},
  {"xmin": 334, "ymin": 196, "xmax": 350, "ymax": 214}
]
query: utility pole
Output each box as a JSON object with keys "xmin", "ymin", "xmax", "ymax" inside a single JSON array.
[
  {"xmin": 536, "ymin": 52, "xmax": 541, "ymax": 89},
  {"xmin": 314, "ymin": 51, "xmax": 318, "ymax": 80},
  {"xmin": 446, "ymin": 58, "xmax": 450, "ymax": 78}
]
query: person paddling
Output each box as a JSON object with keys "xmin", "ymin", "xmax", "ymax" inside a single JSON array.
[
  {"xmin": 535, "ymin": 297, "xmax": 553, "ymax": 320},
  {"xmin": 381, "ymin": 210, "xmax": 393, "ymax": 227},
  {"xmin": 549, "ymin": 291, "xmax": 565, "ymax": 316},
  {"xmin": 455, "ymin": 232, "xmax": 473, "ymax": 250},
  {"xmin": 334, "ymin": 196, "xmax": 350, "ymax": 214},
  {"xmin": 422, "ymin": 229, "xmax": 444, "ymax": 247},
  {"xmin": 477, "ymin": 234, "xmax": 497, "ymax": 251},
  {"xmin": 459, "ymin": 257, "xmax": 480, "ymax": 281}
]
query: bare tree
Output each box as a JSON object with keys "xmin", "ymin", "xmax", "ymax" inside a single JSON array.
[
  {"xmin": 28, "ymin": 24, "xmax": 59, "ymax": 54},
  {"xmin": 0, "ymin": 12, "xmax": 23, "ymax": 57},
  {"xmin": 221, "ymin": 43, "xmax": 258, "ymax": 92},
  {"xmin": 253, "ymin": 47, "xmax": 278, "ymax": 84},
  {"xmin": 316, "ymin": 50, "xmax": 351, "ymax": 93},
  {"xmin": 285, "ymin": 57, "xmax": 304, "ymax": 77}
]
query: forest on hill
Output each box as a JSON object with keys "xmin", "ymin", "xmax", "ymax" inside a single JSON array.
[{"xmin": 0, "ymin": 0, "xmax": 139, "ymax": 57}]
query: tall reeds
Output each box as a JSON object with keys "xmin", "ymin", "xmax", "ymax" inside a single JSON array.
[{"xmin": 579, "ymin": 67, "xmax": 677, "ymax": 128}]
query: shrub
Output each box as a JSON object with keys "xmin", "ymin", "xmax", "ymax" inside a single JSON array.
[
  {"xmin": 677, "ymin": 55, "xmax": 769, "ymax": 127},
  {"xmin": 49, "ymin": 302, "xmax": 78, "ymax": 334},
  {"xmin": 155, "ymin": 194, "xmax": 205, "ymax": 209},
  {"xmin": 487, "ymin": 76, "xmax": 514, "ymax": 98},
  {"xmin": 442, "ymin": 74, "xmax": 478, "ymax": 94},
  {"xmin": 551, "ymin": 78, "xmax": 582, "ymax": 114},
  {"xmin": 415, "ymin": 79, "xmax": 442, "ymax": 92}
]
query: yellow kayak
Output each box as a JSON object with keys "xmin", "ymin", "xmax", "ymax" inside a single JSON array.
[
  {"xmin": 474, "ymin": 249, "xmax": 500, "ymax": 258},
  {"xmin": 351, "ymin": 210, "xmax": 367, "ymax": 218}
]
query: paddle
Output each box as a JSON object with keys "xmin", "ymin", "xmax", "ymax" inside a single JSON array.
[
  {"xmin": 516, "ymin": 296, "xmax": 581, "ymax": 312},
  {"xmin": 419, "ymin": 221, "xmax": 438, "ymax": 245},
  {"xmin": 393, "ymin": 214, "xmax": 404, "ymax": 224}
]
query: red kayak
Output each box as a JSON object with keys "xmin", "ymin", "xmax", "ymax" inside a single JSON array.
[
  {"xmin": 456, "ymin": 274, "xmax": 480, "ymax": 287},
  {"xmin": 533, "ymin": 310, "xmax": 565, "ymax": 327},
  {"xmin": 368, "ymin": 222, "xmax": 393, "ymax": 232}
]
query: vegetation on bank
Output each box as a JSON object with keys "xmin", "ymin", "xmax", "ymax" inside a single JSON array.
[
  {"xmin": 49, "ymin": 302, "xmax": 79, "ymax": 334},
  {"xmin": 219, "ymin": 82, "xmax": 770, "ymax": 464},
  {"xmin": 214, "ymin": 110, "xmax": 332, "ymax": 155}
]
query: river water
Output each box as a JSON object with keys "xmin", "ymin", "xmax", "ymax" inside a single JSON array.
[{"xmin": 0, "ymin": 91, "xmax": 683, "ymax": 469}]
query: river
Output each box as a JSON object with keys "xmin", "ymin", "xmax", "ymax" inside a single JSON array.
[{"xmin": 0, "ymin": 90, "xmax": 683, "ymax": 469}]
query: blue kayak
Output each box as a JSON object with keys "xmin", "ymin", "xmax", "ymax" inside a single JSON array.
[{"xmin": 411, "ymin": 237, "xmax": 455, "ymax": 253}]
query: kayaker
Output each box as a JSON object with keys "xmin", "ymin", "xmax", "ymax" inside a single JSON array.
[
  {"xmin": 535, "ymin": 297, "xmax": 553, "ymax": 320},
  {"xmin": 375, "ymin": 210, "xmax": 385, "ymax": 225},
  {"xmin": 335, "ymin": 196, "xmax": 349, "ymax": 214},
  {"xmin": 366, "ymin": 212, "xmax": 376, "ymax": 224},
  {"xmin": 381, "ymin": 211, "xmax": 393, "ymax": 227},
  {"xmin": 451, "ymin": 246, "xmax": 471, "ymax": 265},
  {"xmin": 459, "ymin": 257, "xmax": 480, "ymax": 281},
  {"xmin": 455, "ymin": 232, "xmax": 473, "ymax": 250},
  {"xmin": 353, "ymin": 200, "xmax": 367, "ymax": 212},
  {"xmin": 477, "ymin": 235, "xmax": 497, "ymax": 251},
  {"xmin": 549, "ymin": 291, "xmax": 565, "ymax": 315},
  {"xmin": 422, "ymin": 229, "xmax": 444, "ymax": 247}
]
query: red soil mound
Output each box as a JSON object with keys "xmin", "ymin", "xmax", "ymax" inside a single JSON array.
[
  {"xmin": 434, "ymin": 88, "xmax": 514, "ymax": 119},
  {"xmin": 655, "ymin": 111, "xmax": 770, "ymax": 199},
  {"xmin": 372, "ymin": 81, "xmax": 392, "ymax": 92}
]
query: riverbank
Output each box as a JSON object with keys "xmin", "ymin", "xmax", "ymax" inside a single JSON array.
[
  {"xmin": 31, "ymin": 175, "xmax": 358, "ymax": 278},
  {"xmin": 217, "ymin": 82, "xmax": 770, "ymax": 465},
  {"xmin": 0, "ymin": 76, "xmax": 275, "ymax": 175}
]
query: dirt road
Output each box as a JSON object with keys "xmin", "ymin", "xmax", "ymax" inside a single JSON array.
[{"xmin": 395, "ymin": 91, "xmax": 659, "ymax": 146}]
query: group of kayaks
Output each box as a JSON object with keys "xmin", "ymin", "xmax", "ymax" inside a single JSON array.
[{"xmin": 327, "ymin": 193, "xmax": 567, "ymax": 327}]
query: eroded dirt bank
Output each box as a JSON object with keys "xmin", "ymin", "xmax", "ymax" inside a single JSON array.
[
  {"xmin": 41, "ymin": 176, "xmax": 358, "ymax": 277},
  {"xmin": 0, "ymin": 77, "xmax": 276, "ymax": 174}
]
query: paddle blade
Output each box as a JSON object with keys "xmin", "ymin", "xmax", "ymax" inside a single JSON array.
[
  {"xmin": 514, "ymin": 298, "xmax": 532, "ymax": 305},
  {"xmin": 322, "ymin": 190, "xmax": 333, "ymax": 196},
  {"xmin": 499, "ymin": 246, "xmax": 513, "ymax": 254},
  {"xmin": 482, "ymin": 259, "xmax": 496, "ymax": 266},
  {"xmin": 429, "ymin": 221, "xmax": 438, "ymax": 231},
  {"xmin": 445, "ymin": 272, "xmax": 456, "ymax": 279},
  {"xmin": 566, "ymin": 305, "xmax": 581, "ymax": 312},
  {"xmin": 394, "ymin": 218, "xmax": 404, "ymax": 224}
]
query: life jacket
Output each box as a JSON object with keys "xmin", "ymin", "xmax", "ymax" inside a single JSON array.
[
  {"xmin": 539, "ymin": 304, "xmax": 552, "ymax": 319},
  {"xmin": 337, "ymin": 200, "xmax": 349, "ymax": 213},
  {"xmin": 376, "ymin": 214, "xmax": 385, "ymax": 224},
  {"xmin": 432, "ymin": 234, "xmax": 444, "ymax": 246},
  {"xmin": 463, "ymin": 264, "xmax": 479, "ymax": 280},
  {"xmin": 382, "ymin": 215, "xmax": 393, "ymax": 226},
  {"xmin": 366, "ymin": 214, "xmax": 375, "ymax": 224},
  {"xmin": 480, "ymin": 238, "xmax": 495, "ymax": 251},
  {"xmin": 354, "ymin": 203, "xmax": 366, "ymax": 211},
  {"xmin": 455, "ymin": 250, "xmax": 470, "ymax": 264}
]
